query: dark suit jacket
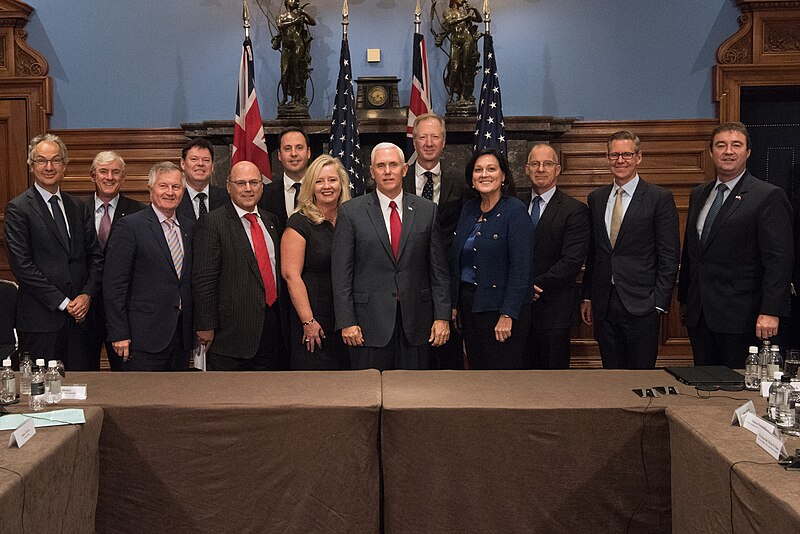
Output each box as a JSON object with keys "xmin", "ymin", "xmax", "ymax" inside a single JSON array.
[
  {"xmin": 193, "ymin": 202, "xmax": 282, "ymax": 359},
  {"xmin": 103, "ymin": 206, "xmax": 194, "ymax": 353},
  {"xmin": 258, "ymin": 177, "xmax": 295, "ymax": 230},
  {"xmin": 583, "ymin": 177, "xmax": 680, "ymax": 318},
  {"xmin": 81, "ymin": 193, "xmax": 146, "ymax": 251},
  {"xmin": 522, "ymin": 188, "xmax": 590, "ymax": 329},
  {"xmin": 451, "ymin": 196, "xmax": 533, "ymax": 319},
  {"xmin": 403, "ymin": 165, "xmax": 469, "ymax": 255},
  {"xmin": 678, "ymin": 171, "xmax": 794, "ymax": 334},
  {"xmin": 4, "ymin": 186, "xmax": 104, "ymax": 332},
  {"xmin": 331, "ymin": 192, "xmax": 450, "ymax": 348},
  {"xmin": 176, "ymin": 184, "xmax": 229, "ymax": 224}
]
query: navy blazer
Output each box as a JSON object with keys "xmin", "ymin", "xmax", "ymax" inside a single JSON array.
[{"xmin": 451, "ymin": 196, "xmax": 533, "ymax": 319}]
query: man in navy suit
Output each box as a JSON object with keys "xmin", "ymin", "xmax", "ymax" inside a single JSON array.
[
  {"xmin": 4, "ymin": 134, "xmax": 104, "ymax": 370},
  {"xmin": 332, "ymin": 143, "xmax": 450, "ymax": 370},
  {"xmin": 82, "ymin": 151, "xmax": 144, "ymax": 370},
  {"xmin": 103, "ymin": 162, "xmax": 193, "ymax": 371},
  {"xmin": 581, "ymin": 131, "xmax": 680, "ymax": 369},
  {"xmin": 259, "ymin": 126, "xmax": 311, "ymax": 229},
  {"xmin": 678, "ymin": 122, "xmax": 793, "ymax": 367},
  {"xmin": 523, "ymin": 144, "xmax": 590, "ymax": 369},
  {"xmin": 177, "ymin": 138, "xmax": 229, "ymax": 223}
]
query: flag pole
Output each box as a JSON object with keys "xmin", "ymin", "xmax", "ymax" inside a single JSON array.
[
  {"xmin": 414, "ymin": 0, "xmax": 421, "ymax": 34},
  {"xmin": 243, "ymin": 0, "xmax": 251, "ymax": 39},
  {"xmin": 342, "ymin": 0, "xmax": 349, "ymax": 38}
]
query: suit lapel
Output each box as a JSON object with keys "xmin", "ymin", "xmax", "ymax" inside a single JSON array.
[
  {"xmin": 439, "ymin": 172, "xmax": 455, "ymax": 205},
  {"xmin": 594, "ymin": 184, "xmax": 613, "ymax": 251},
  {"xmin": 702, "ymin": 173, "xmax": 748, "ymax": 250},
  {"xmin": 226, "ymin": 205, "xmax": 264, "ymax": 289},
  {"xmin": 30, "ymin": 187, "xmax": 70, "ymax": 253},
  {"xmin": 365, "ymin": 192, "xmax": 395, "ymax": 261},
  {"xmin": 146, "ymin": 207, "xmax": 180, "ymax": 280},
  {"xmin": 535, "ymin": 189, "xmax": 560, "ymax": 245},
  {"xmin": 402, "ymin": 172, "xmax": 416, "ymax": 196},
  {"xmin": 62, "ymin": 193, "xmax": 82, "ymax": 254},
  {"xmin": 396, "ymin": 194, "xmax": 416, "ymax": 261},
  {"xmin": 615, "ymin": 179, "xmax": 645, "ymax": 246}
]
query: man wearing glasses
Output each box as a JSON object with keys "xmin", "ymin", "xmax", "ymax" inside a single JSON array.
[
  {"xmin": 523, "ymin": 143, "xmax": 590, "ymax": 369},
  {"xmin": 193, "ymin": 161, "xmax": 286, "ymax": 371},
  {"xmin": 581, "ymin": 131, "xmax": 680, "ymax": 369},
  {"xmin": 4, "ymin": 134, "xmax": 103, "ymax": 370}
]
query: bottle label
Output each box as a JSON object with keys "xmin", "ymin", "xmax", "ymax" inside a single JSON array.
[{"xmin": 30, "ymin": 381, "xmax": 44, "ymax": 396}]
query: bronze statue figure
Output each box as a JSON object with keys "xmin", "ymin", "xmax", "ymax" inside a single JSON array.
[
  {"xmin": 272, "ymin": 0, "xmax": 315, "ymax": 118},
  {"xmin": 433, "ymin": 0, "xmax": 482, "ymax": 116}
]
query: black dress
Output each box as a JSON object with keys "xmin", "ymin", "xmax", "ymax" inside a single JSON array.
[{"xmin": 285, "ymin": 213, "xmax": 349, "ymax": 370}]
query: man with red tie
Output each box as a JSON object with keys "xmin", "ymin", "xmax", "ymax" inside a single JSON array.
[
  {"xmin": 193, "ymin": 161, "xmax": 286, "ymax": 370},
  {"xmin": 332, "ymin": 143, "xmax": 450, "ymax": 370}
]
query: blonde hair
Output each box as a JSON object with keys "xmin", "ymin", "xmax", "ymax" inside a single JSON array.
[{"xmin": 297, "ymin": 155, "xmax": 351, "ymax": 224}]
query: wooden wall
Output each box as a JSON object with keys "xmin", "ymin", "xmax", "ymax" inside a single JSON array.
[{"xmin": 0, "ymin": 119, "xmax": 718, "ymax": 367}]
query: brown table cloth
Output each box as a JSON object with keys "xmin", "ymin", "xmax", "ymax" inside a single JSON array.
[
  {"xmin": 667, "ymin": 404, "xmax": 800, "ymax": 533},
  {"xmin": 381, "ymin": 370, "xmax": 755, "ymax": 533},
  {"xmin": 64, "ymin": 370, "xmax": 382, "ymax": 534},
  {"xmin": 0, "ymin": 405, "xmax": 103, "ymax": 534}
]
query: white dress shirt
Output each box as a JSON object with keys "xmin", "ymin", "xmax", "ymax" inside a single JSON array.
[
  {"xmin": 185, "ymin": 184, "xmax": 210, "ymax": 219},
  {"xmin": 283, "ymin": 173, "xmax": 303, "ymax": 219},
  {"xmin": 604, "ymin": 175, "xmax": 640, "ymax": 240},
  {"xmin": 528, "ymin": 186, "xmax": 557, "ymax": 218},
  {"xmin": 93, "ymin": 194, "xmax": 120, "ymax": 233},
  {"xmin": 695, "ymin": 171, "xmax": 744, "ymax": 238},
  {"xmin": 414, "ymin": 162, "xmax": 441, "ymax": 204}
]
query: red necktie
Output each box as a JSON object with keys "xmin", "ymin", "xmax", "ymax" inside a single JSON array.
[
  {"xmin": 389, "ymin": 200, "xmax": 401, "ymax": 259},
  {"xmin": 244, "ymin": 213, "xmax": 278, "ymax": 306}
]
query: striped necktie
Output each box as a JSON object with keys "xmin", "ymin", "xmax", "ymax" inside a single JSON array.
[{"xmin": 163, "ymin": 219, "xmax": 183, "ymax": 278}]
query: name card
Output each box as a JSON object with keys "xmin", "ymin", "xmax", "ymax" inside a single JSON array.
[
  {"xmin": 61, "ymin": 385, "xmax": 87, "ymax": 400},
  {"xmin": 732, "ymin": 400, "xmax": 756, "ymax": 427},
  {"xmin": 8, "ymin": 417, "xmax": 35, "ymax": 448},
  {"xmin": 755, "ymin": 427, "xmax": 787, "ymax": 460},
  {"xmin": 741, "ymin": 412, "xmax": 779, "ymax": 437}
]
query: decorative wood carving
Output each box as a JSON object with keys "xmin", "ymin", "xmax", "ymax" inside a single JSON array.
[
  {"xmin": 763, "ymin": 20, "xmax": 800, "ymax": 53},
  {"xmin": 718, "ymin": 14, "xmax": 753, "ymax": 64},
  {"xmin": 0, "ymin": 1, "xmax": 48, "ymax": 78}
]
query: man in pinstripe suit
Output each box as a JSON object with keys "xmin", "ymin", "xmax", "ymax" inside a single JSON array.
[{"xmin": 193, "ymin": 161, "xmax": 286, "ymax": 371}]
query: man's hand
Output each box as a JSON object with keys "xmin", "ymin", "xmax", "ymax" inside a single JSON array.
[
  {"xmin": 342, "ymin": 325, "xmax": 364, "ymax": 347},
  {"xmin": 532, "ymin": 284, "xmax": 543, "ymax": 301},
  {"xmin": 196, "ymin": 329, "xmax": 215, "ymax": 350},
  {"xmin": 494, "ymin": 315, "xmax": 513, "ymax": 343},
  {"xmin": 580, "ymin": 300, "xmax": 593, "ymax": 325},
  {"xmin": 113, "ymin": 339, "xmax": 132, "ymax": 362},
  {"xmin": 429, "ymin": 319, "xmax": 450, "ymax": 347},
  {"xmin": 66, "ymin": 293, "xmax": 91, "ymax": 323},
  {"xmin": 756, "ymin": 314, "xmax": 779, "ymax": 340}
]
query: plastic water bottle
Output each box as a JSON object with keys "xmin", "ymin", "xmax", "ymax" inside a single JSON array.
[
  {"xmin": 45, "ymin": 360, "xmax": 61, "ymax": 404},
  {"xmin": 28, "ymin": 362, "xmax": 46, "ymax": 411},
  {"xmin": 766, "ymin": 346, "xmax": 783, "ymax": 381},
  {"xmin": 775, "ymin": 375, "xmax": 795, "ymax": 429},
  {"xmin": 744, "ymin": 345, "xmax": 760, "ymax": 390},
  {"xmin": 0, "ymin": 358, "xmax": 15, "ymax": 403},
  {"xmin": 19, "ymin": 352, "xmax": 32, "ymax": 395}
]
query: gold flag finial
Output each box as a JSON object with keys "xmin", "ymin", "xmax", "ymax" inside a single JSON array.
[
  {"xmin": 342, "ymin": 0, "xmax": 349, "ymax": 37},
  {"xmin": 483, "ymin": 0, "xmax": 491, "ymax": 34},
  {"xmin": 243, "ymin": 0, "xmax": 251, "ymax": 38}
]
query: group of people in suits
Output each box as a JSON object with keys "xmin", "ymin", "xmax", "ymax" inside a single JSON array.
[{"xmin": 3, "ymin": 120, "xmax": 794, "ymax": 372}]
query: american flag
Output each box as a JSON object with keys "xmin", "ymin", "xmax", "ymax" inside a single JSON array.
[
  {"xmin": 232, "ymin": 36, "xmax": 272, "ymax": 182},
  {"xmin": 329, "ymin": 37, "xmax": 365, "ymax": 197},
  {"xmin": 473, "ymin": 34, "xmax": 506, "ymax": 155},
  {"xmin": 406, "ymin": 31, "xmax": 431, "ymax": 158}
]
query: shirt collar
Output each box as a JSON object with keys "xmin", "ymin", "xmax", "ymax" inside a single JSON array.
[
  {"xmin": 714, "ymin": 170, "xmax": 745, "ymax": 191},
  {"xmin": 415, "ymin": 162, "xmax": 441, "ymax": 179},
  {"xmin": 233, "ymin": 202, "xmax": 259, "ymax": 219},
  {"xmin": 376, "ymin": 188, "xmax": 403, "ymax": 211},
  {"xmin": 531, "ymin": 186, "xmax": 557, "ymax": 205},
  {"xmin": 186, "ymin": 183, "xmax": 209, "ymax": 198},
  {"xmin": 152, "ymin": 204, "xmax": 179, "ymax": 226},
  {"xmin": 34, "ymin": 182, "xmax": 60, "ymax": 202},
  {"xmin": 613, "ymin": 174, "xmax": 640, "ymax": 197},
  {"xmin": 283, "ymin": 173, "xmax": 302, "ymax": 192},
  {"xmin": 94, "ymin": 194, "xmax": 120, "ymax": 211}
]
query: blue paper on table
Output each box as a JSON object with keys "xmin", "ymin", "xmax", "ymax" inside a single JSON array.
[{"xmin": 0, "ymin": 408, "xmax": 86, "ymax": 430}]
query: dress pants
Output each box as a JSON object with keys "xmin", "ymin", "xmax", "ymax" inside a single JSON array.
[
  {"xmin": 206, "ymin": 303, "xmax": 285, "ymax": 371},
  {"xmin": 594, "ymin": 286, "xmax": 660, "ymax": 369},
  {"xmin": 349, "ymin": 302, "xmax": 430, "ymax": 371},
  {"xmin": 688, "ymin": 311, "xmax": 759, "ymax": 369},
  {"xmin": 124, "ymin": 313, "xmax": 190, "ymax": 371},
  {"xmin": 526, "ymin": 326, "xmax": 572, "ymax": 370},
  {"xmin": 19, "ymin": 315, "xmax": 93, "ymax": 371}
]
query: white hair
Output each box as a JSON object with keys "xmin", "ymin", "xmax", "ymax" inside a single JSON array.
[{"xmin": 371, "ymin": 142, "xmax": 405, "ymax": 163}]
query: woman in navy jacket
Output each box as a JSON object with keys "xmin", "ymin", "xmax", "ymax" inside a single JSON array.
[{"xmin": 451, "ymin": 148, "xmax": 533, "ymax": 369}]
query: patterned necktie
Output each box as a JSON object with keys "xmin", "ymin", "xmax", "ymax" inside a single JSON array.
[
  {"xmin": 530, "ymin": 196, "xmax": 541, "ymax": 232},
  {"xmin": 609, "ymin": 188, "xmax": 624, "ymax": 248},
  {"xmin": 389, "ymin": 200, "xmax": 402, "ymax": 258},
  {"xmin": 98, "ymin": 202, "xmax": 111, "ymax": 248},
  {"xmin": 700, "ymin": 183, "xmax": 727, "ymax": 246},
  {"xmin": 292, "ymin": 182, "xmax": 301, "ymax": 209},
  {"xmin": 244, "ymin": 213, "xmax": 278, "ymax": 306},
  {"xmin": 163, "ymin": 219, "xmax": 183, "ymax": 279},
  {"xmin": 196, "ymin": 192, "xmax": 208, "ymax": 218},
  {"xmin": 422, "ymin": 171, "xmax": 434, "ymax": 201},
  {"xmin": 48, "ymin": 195, "xmax": 70, "ymax": 245}
]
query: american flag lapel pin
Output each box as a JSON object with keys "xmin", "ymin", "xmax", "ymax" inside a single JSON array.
[{"xmin": 735, "ymin": 195, "xmax": 742, "ymax": 200}]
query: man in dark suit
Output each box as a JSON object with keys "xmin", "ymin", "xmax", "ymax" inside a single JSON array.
[
  {"xmin": 103, "ymin": 162, "xmax": 193, "ymax": 371},
  {"xmin": 259, "ymin": 126, "xmax": 311, "ymax": 229},
  {"xmin": 403, "ymin": 113, "xmax": 468, "ymax": 369},
  {"xmin": 4, "ymin": 134, "xmax": 104, "ymax": 371},
  {"xmin": 177, "ymin": 138, "xmax": 229, "ymax": 223},
  {"xmin": 581, "ymin": 131, "xmax": 680, "ymax": 369},
  {"xmin": 332, "ymin": 142, "xmax": 451, "ymax": 370},
  {"xmin": 523, "ymin": 143, "xmax": 590, "ymax": 369},
  {"xmin": 193, "ymin": 161, "xmax": 286, "ymax": 371},
  {"xmin": 678, "ymin": 122, "xmax": 793, "ymax": 368},
  {"xmin": 82, "ymin": 151, "xmax": 144, "ymax": 370}
]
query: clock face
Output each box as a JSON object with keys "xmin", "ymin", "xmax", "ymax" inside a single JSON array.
[{"xmin": 367, "ymin": 85, "xmax": 389, "ymax": 107}]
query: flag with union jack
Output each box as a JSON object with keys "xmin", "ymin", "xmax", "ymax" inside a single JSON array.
[
  {"xmin": 232, "ymin": 36, "xmax": 272, "ymax": 182},
  {"xmin": 406, "ymin": 31, "xmax": 431, "ymax": 158},
  {"xmin": 473, "ymin": 34, "xmax": 506, "ymax": 155},
  {"xmin": 329, "ymin": 36, "xmax": 365, "ymax": 197}
]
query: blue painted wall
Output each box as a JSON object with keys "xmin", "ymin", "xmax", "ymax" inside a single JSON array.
[{"xmin": 26, "ymin": 0, "xmax": 740, "ymax": 129}]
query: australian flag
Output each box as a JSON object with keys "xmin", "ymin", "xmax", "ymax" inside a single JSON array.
[
  {"xmin": 473, "ymin": 34, "xmax": 506, "ymax": 155},
  {"xmin": 232, "ymin": 37, "xmax": 272, "ymax": 182},
  {"xmin": 329, "ymin": 37, "xmax": 365, "ymax": 197}
]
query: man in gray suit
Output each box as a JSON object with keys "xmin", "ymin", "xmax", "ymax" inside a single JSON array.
[
  {"xmin": 581, "ymin": 131, "xmax": 680, "ymax": 369},
  {"xmin": 193, "ymin": 161, "xmax": 286, "ymax": 371},
  {"xmin": 332, "ymin": 142, "xmax": 450, "ymax": 370}
]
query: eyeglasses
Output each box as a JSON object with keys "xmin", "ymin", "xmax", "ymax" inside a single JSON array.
[
  {"xmin": 607, "ymin": 152, "xmax": 638, "ymax": 161},
  {"xmin": 526, "ymin": 161, "xmax": 558, "ymax": 170},
  {"xmin": 33, "ymin": 157, "xmax": 64, "ymax": 167},
  {"xmin": 227, "ymin": 179, "xmax": 262, "ymax": 189}
]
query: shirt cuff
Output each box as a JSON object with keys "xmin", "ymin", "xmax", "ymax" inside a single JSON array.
[
  {"xmin": 58, "ymin": 297, "xmax": 70, "ymax": 311},
  {"xmin": 655, "ymin": 306, "xmax": 666, "ymax": 314}
]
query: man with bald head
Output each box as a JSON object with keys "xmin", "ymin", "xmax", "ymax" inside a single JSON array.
[
  {"xmin": 332, "ymin": 142, "xmax": 450, "ymax": 370},
  {"xmin": 193, "ymin": 161, "xmax": 286, "ymax": 370}
]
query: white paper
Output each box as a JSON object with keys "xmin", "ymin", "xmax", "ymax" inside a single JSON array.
[
  {"xmin": 61, "ymin": 385, "xmax": 87, "ymax": 400},
  {"xmin": 193, "ymin": 344, "xmax": 206, "ymax": 371},
  {"xmin": 741, "ymin": 412, "xmax": 779, "ymax": 437},
  {"xmin": 755, "ymin": 427, "xmax": 787, "ymax": 460},
  {"xmin": 732, "ymin": 400, "xmax": 756, "ymax": 426},
  {"xmin": 8, "ymin": 417, "xmax": 35, "ymax": 448}
]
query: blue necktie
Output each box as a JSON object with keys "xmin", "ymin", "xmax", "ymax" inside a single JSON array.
[
  {"xmin": 700, "ymin": 183, "xmax": 727, "ymax": 246},
  {"xmin": 530, "ymin": 196, "xmax": 541, "ymax": 231}
]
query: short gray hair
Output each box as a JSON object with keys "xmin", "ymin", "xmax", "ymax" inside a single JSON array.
[
  {"xmin": 371, "ymin": 142, "xmax": 405, "ymax": 163},
  {"xmin": 90, "ymin": 151, "xmax": 126, "ymax": 174},
  {"xmin": 147, "ymin": 161, "xmax": 185, "ymax": 188},
  {"xmin": 27, "ymin": 133, "xmax": 69, "ymax": 168}
]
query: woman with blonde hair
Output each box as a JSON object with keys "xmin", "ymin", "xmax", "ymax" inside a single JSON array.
[{"xmin": 281, "ymin": 155, "xmax": 351, "ymax": 369}]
